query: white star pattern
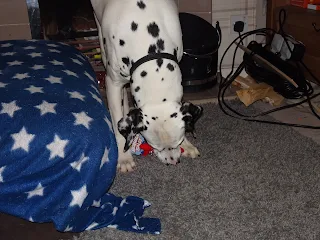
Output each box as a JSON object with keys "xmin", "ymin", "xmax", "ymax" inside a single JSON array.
[
  {"xmin": 26, "ymin": 183, "xmax": 45, "ymax": 199},
  {"xmin": 90, "ymin": 92, "xmax": 103, "ymax": 104},
  {"xmin": 50, "ymin": 59, "xmax": 64, "ymax": 66},
  {"xmin": 31, "ymin": 64, "xmax": 45, "ymax": 70},
  {"xmin": 120, "ymin": 199, "xmax": 127, "ymax": 207},
  {"xmin": 84, "ymin": 71, "xmax": 95, "ymax": 82},
  {"xmin": 0, "ymin": 82, "xmax": 8, "ymax": 88},
  {"xmin": 64, "ymin": 225, "xmax": 73, "ymax": 232},
  {"xmin": 143, "ymin": 200, "xmax": 151, "ymax": 208},
  {"xmin": 25, "ymin": 85, "xmax": 44, "ymax": 94},
  {"xmin": 24, "ymin": 46, "xmax": 36, "ymax": 50},
  {"xmin": 108, "ymin": 225, "xmax": 118, "ymax": 229},
  {"xmin": 72, "ymin": 111, "xmax": 93, "ymax": 129},
  {"xmin": 112, "ymin": 207, "xmax": 118, "ymax": 216},
  {"xmin": 0, "ymin": 40, "xmax": 154, "ymax": 234},
  {"xmin": 90, "ymin": 84, "xmax": 100, "ymax": 94},
  {"xmin": 11, "ymin": 127, "xmax": 35, "ymax": 152},
  {"xmin": 13, "ymin": 73, "xmax": 30, "ymax": 80},
  {"xmin": 45, "ymin": 75, "xmax": 62, "ymax": 84},
  {"xmin": 47, "ymin": 43, "xmax": 59, "ymax": 48},
  {"xmin": 63, "ymin": 69, "xmax": 78, "ymax": 78},
  {"xmin": 1, "ymin": 52, "xmax": 16, "ymax": 56},
  {"xmin": 28, "ymin": 52, "xmax": 42, "ymax": 58},
  {"xmin": 68, "ymin": 91, "xmax": 85, "ymax": 101},
  {"xmin": 70, "ymin": 185, "xmax": 88, "ymax": 208},
  {"xmin": 86, "ymin": 222, "xmax": 99, "ymax": 230},
  {"xmin": 100, "ymin": 147, "xmax": 110, "ymax": 169},
  {"xmin": 76, "ymin": 53, "xmax": 86, "ymax": 61},
  {"xmin": 46, "ymin": 134, "xmax": 69, "ymax": 160},
  {"xmin": 48, "ymin": 49, "xmax": 61, "ymax": 53},
  {"xmin": 7, "ymin": 60, "xmax": 23, "ymax": 66},
  {"xmin": 1, "ymin": 43, "xmax": 13, "ymax": 47},
  {"xmin": 35, "ymin": 100, "xmax": 57, "ymax": 116},
  {"xmin": 92, "ymin": 199, "xmax": 101, "ymax": 207},
  {"xmin": 104, "ymin": 116, "xmax": 114, "ymax": 133},
  {"xmin": 70, "ymin": 153, "xmax": 89, "ymax": 172},
  {"xmin": 0, "ymin": 101, "xmax": 21, "ymax": 118},
  {"xmin": 0, "ymin": 166, "xmax": 6, "ymax": 182},
  {"xmin": 71, "ymin": 58, "xmax": 83, "ymax": 65}
]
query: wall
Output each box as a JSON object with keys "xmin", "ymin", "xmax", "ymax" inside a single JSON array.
[
  {"xmin": 0, "ymin": 0, "xmax": 32, "ymax": 40},
  {"xmin": 212, "ymin": 0, "xmax": 266, "ymax": 74},
  {"xmin": 175, "ymin": 0, "xmax": 212, "ymax": 23}
]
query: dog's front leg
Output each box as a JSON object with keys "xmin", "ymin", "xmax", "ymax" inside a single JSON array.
[
  {"xmin": 106, "ymin": 76, "xmax": 136, "ymax": 172},
  {"xmin": 181, "ymin": 137, "xmax": 201, "ymax": 159}
]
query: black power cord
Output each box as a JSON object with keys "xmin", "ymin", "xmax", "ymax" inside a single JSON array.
[{"xmin": 218, "ymin": 9, "xmax": 320, "ymax": 129}]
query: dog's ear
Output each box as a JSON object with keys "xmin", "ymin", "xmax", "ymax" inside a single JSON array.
[
  {"xmin": 180, "ymin": 102, "xmax": 203, "ymax": 135},
  {"xmin": 118, "ymin": 108, "xmax": 145, "ymax": 152}
]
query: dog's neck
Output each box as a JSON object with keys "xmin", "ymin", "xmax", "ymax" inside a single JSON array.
[{"xmin": 130, "ymin": 58, "xmax": 183, "ymax": 108}]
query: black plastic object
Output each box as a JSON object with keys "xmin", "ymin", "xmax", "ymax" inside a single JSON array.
[{"xmin": 179, "ymin": 13, "xmax": 221, "ymax": 93}]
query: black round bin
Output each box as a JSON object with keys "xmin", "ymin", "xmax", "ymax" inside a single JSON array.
[{"xmin": 179, "ymin": 13, "xmax": 221, "ymax": 93}]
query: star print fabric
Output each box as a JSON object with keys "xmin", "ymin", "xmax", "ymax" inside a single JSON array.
[{"xmin": 0, "ymin": 40, "xmax": 160, "ymax": 234}]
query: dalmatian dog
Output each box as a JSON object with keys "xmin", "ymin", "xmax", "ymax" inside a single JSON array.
[{"xmin": 90, "ymin": 0, "xmax": 203, "ymax": 172}]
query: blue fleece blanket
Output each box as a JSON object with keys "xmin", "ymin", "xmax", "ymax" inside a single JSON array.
[{"xmin": 0, "ymin": 40, "xmax": 160, "ymax": 234}]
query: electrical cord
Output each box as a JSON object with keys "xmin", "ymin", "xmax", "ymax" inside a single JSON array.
[{"xmin": 218, "ymin": 9, "xmax": 320, "ymax": 129}]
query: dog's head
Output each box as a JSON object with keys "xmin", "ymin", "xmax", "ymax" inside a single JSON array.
[{"xmin": 118, "ymin": 101, "xmax": 203, "ymax": 164}]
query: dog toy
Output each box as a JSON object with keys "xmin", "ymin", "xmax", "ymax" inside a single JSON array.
[{"xmin": 130, "ymin": 134, "xmax": 184, "ymax": 156}]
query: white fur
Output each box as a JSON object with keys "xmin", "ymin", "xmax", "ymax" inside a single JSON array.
[{"xmin": 91, "ymin": 0, "xmax": 200, "ymax": 172}]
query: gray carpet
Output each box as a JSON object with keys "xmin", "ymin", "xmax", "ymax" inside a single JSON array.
[{"xmin": 75, "ymin": 102, "xmax": 320, "ymax": 240}]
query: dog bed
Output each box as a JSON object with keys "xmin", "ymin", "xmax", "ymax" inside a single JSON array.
[{"xmin": 0, "ymin": 40, "xmax": 160, "ymax": 234}]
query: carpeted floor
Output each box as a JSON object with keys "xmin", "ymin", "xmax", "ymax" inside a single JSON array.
[{"xmin": 75, "ymin": 102, "xmax": 320, "ymax": 240}]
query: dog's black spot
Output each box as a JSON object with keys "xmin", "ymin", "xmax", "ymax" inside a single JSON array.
[
  {"xmin": 152, "ymin": 117, "xmax": 156, "ymax": 120},
  {"xmin": 161, "ymin": 78, "xmax": 164, "ymax": 81},
  {"xmin": 157, "ymin": 58, "xmax": 163, "ymax": 68},
  {"xmin": 137, "ymin": 1, "xmax": 146, "ymax": 9},
  {"xmin": 119, "ymin": 39, "xmax": 125, "ymax": 46},
  {"xmin": 130, "ymin": 79, "xmax": 133, "ymax": 84},
  {"xmin": 165, "ymin": 158, "xmax": 168, "ymax": 161},
  {"xmin": 120, "ymin": 72, "xmax": 126, "ymax": 77},
  {"xmin": 112, "ymin": 35, "xmax": 115, "ymax": 39},
  {"xmin": 135, "ymin": 86, "xmax": 140, "ymax": 92},
  {"xmin": 141, "ymin": 71, "xmax": 147, "ymax": 77},
  {"xmin": 173, "ymin": 48, "xmax": 177, "ymax": 57},
  {"xmin": 123, "ymin": 65, "xmax": 125, "ymax": 69},
  {"xmin": 156, "ymin": 68, "xmax": 159, "ymax": 72},
  {"xmin": 170, "ymin": 157, "xmax": 174, "ymax": 160},
  {"xmin": 103, "ymin": 38, "xmax": 106, "ymax": 45},
  {"xmin": 138, "ymin": 100, "xmax": 141, "ymax": 103},
  {"xmin": 163, "ymin": 98, "xmax": 167, "ymax": 102},
  {"xmin": 167, "ymin": 63, "xmax": 174, "ymax": 71},
  {"xmin": 148, "ymin": 44, "xmax": 157, "ymax": 54},
  {"xmin": 144, "ymin": 126, "xmax": 148, "ymax": 131},
  {"xmin": 121, "ymin": 99, "xmax": 124, "ymax": 106},
  {"xmin": 131, "ymin": 21, "xmax": 138, "ymax": 31},
  {"xmin": 122, "ymin": 57, "xmax": 130, "ymax": 66},
  {"xmin": 107, "ymin": 61, "xmax": 110, "ymax": 66},
  {"xmin": 170, "ymin": 112, "xmax": 178, "ymax": 118},
  {"xmin": 168, "ymin": 148, "xmax": 172, "ymax": 150},
  {"xmin": 157, "ymin": 39, "xmax": 165, "ymax": 51},
  {"xmin": 147, "ymin": 22, "xmax": 160, "ymax": 38},
  {"xmin": 144, "ymin": 114, "xmax": 148, "ymax": 117},
  {"xmin": 146, "ymin": 121, "xmax": 150, "ymax": 125}
]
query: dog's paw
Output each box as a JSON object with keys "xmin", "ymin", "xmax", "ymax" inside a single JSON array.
[
  {"xmin": 182, "ymin": 144, "xmax": 200, "ymax": 159},
  {"xmin": 117, "ymin": 155, "xmax": 136, "ymax": 173}
]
